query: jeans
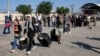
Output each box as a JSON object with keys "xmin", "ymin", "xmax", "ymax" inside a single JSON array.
[
  {"xmin": 2, "ymin": 27, "xmax": 10, "ymax": 35},
  {"xmin": 52, "ymin": 22, "xmax": 55, "ymax": 27},
  {"xmin": 12, "ymin": 34, "xmax": 21, "ymax": 50},
  {"xmin": 38, "ymin": 20, "xmax": 42, "ymax": 26},
  {"xmin": 67, "ymin": 24, "xmax": 70, "ymax": 32},
  {"xmin": 12, "ymin": 37, "xmax": 19, "ymax": 50},
  {"xmin": 63, "ymin": 24, "xmax": 70, "ymax": 33}
]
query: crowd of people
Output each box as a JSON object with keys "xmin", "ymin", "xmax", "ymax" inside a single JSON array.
[
  {"xmin": 0, "ymin": 13, "xmax": 98, "ymax": 55},
  {"xmin": 41, "ymin": 13, "xmax": 97, "ymax": 33}
]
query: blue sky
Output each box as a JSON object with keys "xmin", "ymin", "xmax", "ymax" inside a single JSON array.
[{"xmin": 0, "ymin": 0, "xmax": 100, "ymax": 12}]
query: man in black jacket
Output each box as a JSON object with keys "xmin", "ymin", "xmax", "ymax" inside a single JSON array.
[{"xmin": 23, "ymin": 15, "xmax": 36, "ymax": 55}]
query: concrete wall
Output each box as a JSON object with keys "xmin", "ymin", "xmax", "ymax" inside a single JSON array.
[
  {"xmin": 0, "ymin": 13, "xmax": 23, "ymax": 24},
  {"xmin": 0, "ymin": 12, "xmax": 57, "ymax": 24}
]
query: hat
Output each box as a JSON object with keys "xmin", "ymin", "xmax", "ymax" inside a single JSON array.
[{"xmin": 26, "ymin": 14, "xmax": 32, "ymax": 18}]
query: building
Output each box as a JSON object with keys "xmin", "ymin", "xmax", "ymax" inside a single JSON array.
[{"xmin": 81, "ymin": 3, "xmax": 100, "ymax": 16}]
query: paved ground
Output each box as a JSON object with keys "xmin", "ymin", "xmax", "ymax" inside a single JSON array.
[{"xmin": 0, "ymin": 21, "xmax": 100, "ymax": 56}]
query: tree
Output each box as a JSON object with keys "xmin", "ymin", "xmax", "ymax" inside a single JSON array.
[
  {"xmin": 56, "ymin": 6, "xmax": 69, "ymax": 14},
  {"xmin": 36, "ymin": 1, "xmax": 53, "ymax": 15},
  {"xmin": 16, "ymin": 4, "xmax": 33, "ymax": 20}
]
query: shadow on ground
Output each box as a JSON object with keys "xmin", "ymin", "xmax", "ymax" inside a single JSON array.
[
  {"xmin": 72, "ymin": 42, "xmax": 100, "ymax": 54},
  {"xmin": 10, "ymin": 42, "xmax": 50, "ymax": 50},
  {"xmin": 86, "ymin": 37, "xmax": 100, "ymax": 41}
]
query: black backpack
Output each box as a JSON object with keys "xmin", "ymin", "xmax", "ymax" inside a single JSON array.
[
  {"xmin": 37, "ymin": 33, "xmax": 51, "ymax": 47},
  {"xmin": 51, "ymin": 29, "xmax": 58, "ymax": 41}
]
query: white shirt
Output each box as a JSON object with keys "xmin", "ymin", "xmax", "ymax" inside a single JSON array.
[
  {"xmin": 52, "ymin": 17, "xmax": 55, "ymax": 22},
  {"xmin": 38, "ymin": 15, "xmax": 42, "ymax": 21},
  {"xmin": 87, "ymin": 16, "xmax": 91, "ymax": 22}
]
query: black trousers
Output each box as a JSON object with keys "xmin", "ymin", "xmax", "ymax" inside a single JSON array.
[
  {"xmin": 27, "ymin": 32, "xmax": 35, "ymax": 51},
  {"xmin": 48, "ymin": 21, "xmax": 50, "ymax": 27},
  {"xmin": 38, "ymin": 20, "xmax": 42, "ymax": 26},
  {"xmin": 52, "ymin": 22, "xmax": 55, "ymax": 27}
]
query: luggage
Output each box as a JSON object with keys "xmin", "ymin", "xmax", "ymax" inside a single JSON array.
[
  {"xmin": 51, "ymin": 29, "xmax": 58, "ymax": 41},
  {"xmin": 37, "ymin": 33, "xmax": 51, "ymax": 47},
  {"xmin": 5, "ymin": 20, "xmax": 12, "ymax": 28},
  {"xmin": 19, "ymin": 37, "xmax": 28, "ymax": 49},
  {"xmin": 84, "ymin": 21, "xmax": 88, "ymax": 26}
]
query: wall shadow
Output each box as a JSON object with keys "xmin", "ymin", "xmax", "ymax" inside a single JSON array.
[{"xmin": 72, "ymin": 42, "xmax": 100, "ymax": 54}]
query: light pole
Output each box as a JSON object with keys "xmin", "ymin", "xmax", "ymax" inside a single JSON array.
[
  {"xmin": 70, "ymin": 4, "xmax": 75, "ymax": 15},
  {"xmin": 7, "ymin": 0, "xmax": 10, "ymax": 16}
]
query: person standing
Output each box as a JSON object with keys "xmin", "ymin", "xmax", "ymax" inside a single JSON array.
[
  {"xmin": 51, "ymin": 15, "xmax": 56, "ymax": 27},
  {"xmin": 47, "ymin": 15, "xmax": 50, "ymax": 27},
  {"xmin": 23, "ymin": 15, "xmax": 36, "ymax": 55},
  {"xmin": 79, "ymin": 14, "xmax": 83, "ymax": 27},
  {"xmin": 37, "ymin": 14, "xmax": 42, "ymax": 25},
  {"xmin": 42, "ymin": 15, "xmax": 47, "ymax": 26},
  {"xmin": 63, "ymin": 14, "xmax": 67, "ymax": 34},
  {"xmin": 63, "ymin": 14, "xmax": 71, "ymax": 34},
  {"xmin": 9, "ymin": 15, "xmax": 13, "ymax": 24},
  {"xmin": 87, "ymin": 15, "xmax": 92, "ymax": 29},
  {"xmin": 10, "ymin": 18, "xmax": 22, "ymax": 53},
  {"xmin": 72, "ymin": 14, "xmax": 77, "ymax": 27}
]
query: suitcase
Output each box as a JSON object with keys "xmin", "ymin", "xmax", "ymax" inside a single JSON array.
[
  {"xmin": 51, "ymin": 29, "xmax": 58, "ymax": 41},
  {"xmin": 37, "ymin": 33, "xmax": 51, "ymax": 47}
]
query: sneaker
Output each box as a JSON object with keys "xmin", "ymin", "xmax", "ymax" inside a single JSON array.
[
  {"xmin": 26, "ymin": 51, "xmax": 31, "ymax": 55},
  {"xmin": 68, "ymin": 31, "xmax": 71, "ymax": 33},
  {"xmin": 1, "ymin": 34, "xmax": 4, "ymax": 36},
  {"xmin": 32, "ymin": 46, "xmax": 37, "ymax": 50},
  {"xmin": 64, "ymin": 32, "xmax": 67, "ymax": 34},
  {"xmin": 58, "ymin": 40, "xmax": 62, "ymax": 44},
  {"xmin": 10, "ymin": 50, "xmax": 15, "ymax": 53},
  {"xmin": 58, "ymin": 41, "xmax": 61, "ymax": 44}
]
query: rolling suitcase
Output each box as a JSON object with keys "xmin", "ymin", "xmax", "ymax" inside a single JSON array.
[
  {"xmin": 37, "ymin": 33, "xmax": 51, "ymax": 47},
  {"xmin": 51, "ymin": 29, "xmax": 58, "ymax": 41}
]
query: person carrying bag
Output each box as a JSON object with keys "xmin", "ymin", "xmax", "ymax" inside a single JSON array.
[
  {"xmin": 10, "ymin": 19, "xmax": 22, "ymax": 53},
  {"xmin": 23, "ymin": 15, "xmax": 36, "ymax": 55}
]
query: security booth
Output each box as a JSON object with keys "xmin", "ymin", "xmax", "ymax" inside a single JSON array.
[{"xmin": 81, "ymin": 3, "xmax": 100, "ymax": 26}]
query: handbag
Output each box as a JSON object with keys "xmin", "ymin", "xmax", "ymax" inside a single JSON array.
[
  {"xmin": 19, "ymin": 37, "xmax": 28, "ymax": 47},
  {"xmin": 5, "ymin": 21, "xmax": 11, "ymax": 28}
]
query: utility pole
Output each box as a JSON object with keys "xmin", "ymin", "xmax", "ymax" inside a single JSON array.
[
  {"xmin": 94, "ymin": 10, "xmax": 96, "ymax": 26},
  {"xmin": 7, "ymin": 0, "xmax": 10, "ymax": 16},
  {"xmin": 70, "ymin": 4, "xmax": 75, "ymax": 15}
]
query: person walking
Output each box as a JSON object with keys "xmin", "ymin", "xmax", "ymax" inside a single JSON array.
[
  {"xmin": 10, "ymin": 18, "xmax": 22, "ymax": 53},
  {"xmin": 1, "ymin": 16, "xmax": 11, "ymax": 36},
  {"xmin": 56, "ymin": 14, "xmax": 63, "ymax": 44},
  {"xmin": 23, "ymin": 15, "xmax": 36, "ymax": 55}
]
